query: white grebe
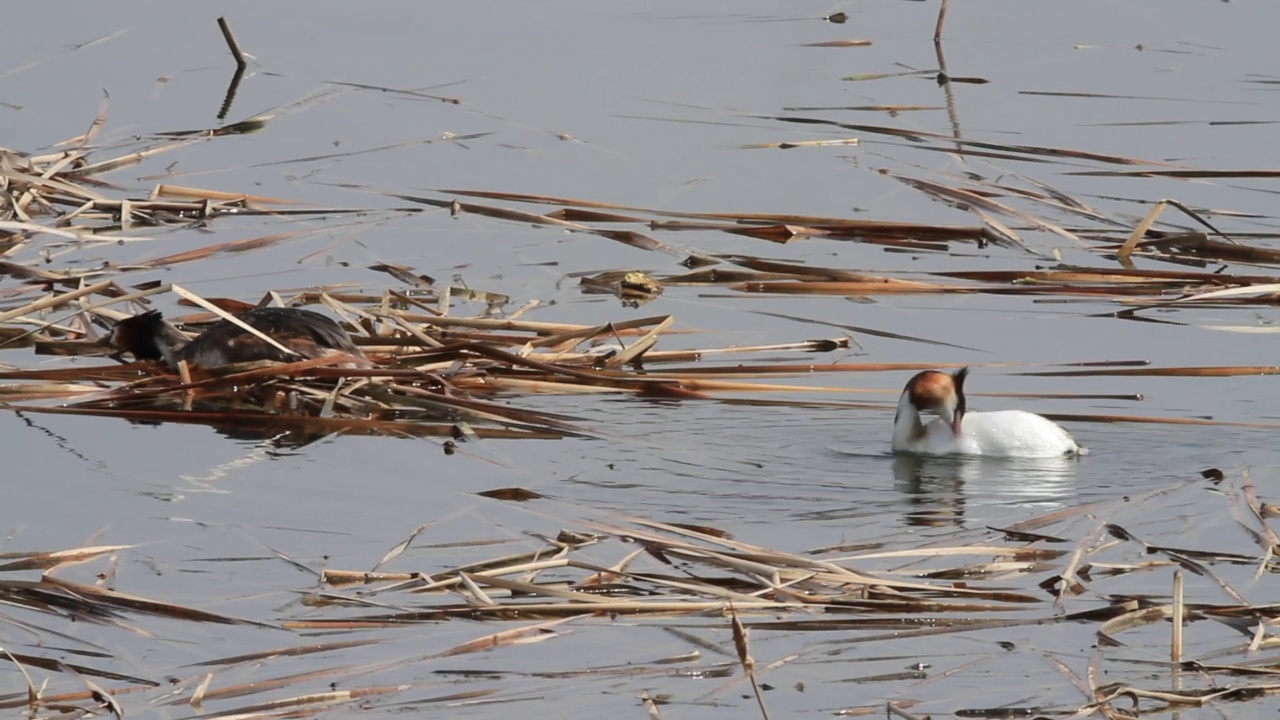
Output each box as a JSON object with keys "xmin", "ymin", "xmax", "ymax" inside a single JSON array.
[
  {"xmin": 891, "ymin": 367, "xmax": 1085, "ymax": 458},
  {"xmin": 108, "ymin": 307, "xmax": 370, "ymax": 369}
]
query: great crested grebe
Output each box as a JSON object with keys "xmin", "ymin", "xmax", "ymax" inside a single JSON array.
[
  {"xmin": 107, "ymin": 307, "xmax": 371, "ymax": 370},
  {"xmin": 892, "ymin": 367, "xmax": 1085, "ymax": 458}
]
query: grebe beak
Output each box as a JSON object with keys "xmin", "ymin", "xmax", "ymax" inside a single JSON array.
[{"xmin": 950, "ymin": 408, "xmax": 964, "ymax": 436}]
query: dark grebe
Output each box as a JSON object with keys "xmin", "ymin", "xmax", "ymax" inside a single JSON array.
[{"xmin": 108, "ymin": 307, "xmax": 370, "ymax": 369}]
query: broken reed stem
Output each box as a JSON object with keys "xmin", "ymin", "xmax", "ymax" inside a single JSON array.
[
  {"xmin": 933, "ymin": 0, "xmax": 949, "ymax": 43},
  {"xmin": 1171, "ymin": 569, "xmax": 1183, "ymax": 663},
  {"xmin": 0, "ymin": 280, "xmax": 115, "ymax": 324},
  {"xmin": 888, "ymin": 701, "xmax": 928, "ymax": 720},
  {"xmin": 1117, "ymin": 200, "xmax": 1166, "ymax": 268},
  {"xmin": 729, "ymin": 603, "xmax": 770, "ymax": 720},
  {"xmin": 0, "ymin": 647, "xmax": 38, "ymax": 709},
  {"xmin": 217, "ymin": 17, "xmax": 248, "ymax": 70},
  {"xmin": 177, "ymin": 360, "xmax": 193, "ymax": 398},
  {"xmin": 640, "ymin": 690, "xmax": 663, "ymax": 720}
]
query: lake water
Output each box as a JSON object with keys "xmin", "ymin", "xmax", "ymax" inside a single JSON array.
[{"xmin": 3, "ymin": 1, "xmax": 1278, "ymax": 717}]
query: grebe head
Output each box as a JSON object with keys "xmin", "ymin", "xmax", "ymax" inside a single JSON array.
[
  {"xmin": 904, "ymin": 367, "xmax": 969, "ymax": 436},
  {"xmin": 105, "ymin": 311, "xmax": 189, "ymax": 366}
]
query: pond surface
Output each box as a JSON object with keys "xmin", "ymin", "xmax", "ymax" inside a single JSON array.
[{"xmin": 3, "ymin": 1, "xmax": 1279, "ymax": 718}]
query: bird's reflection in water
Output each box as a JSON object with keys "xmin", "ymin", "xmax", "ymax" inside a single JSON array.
[
  {"xmin": 892, "ymin": 454, "xmax": 1079, "ymax": 527},
  {"xmin": 116, "ymin": 398, "xmax": 341, "ymax": 451},
  {"xmin": 211, "ymin": 423, "xmax": 332, "ymax": 451}
]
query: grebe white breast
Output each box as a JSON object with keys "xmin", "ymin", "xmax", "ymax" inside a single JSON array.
[{"xmin": 891, "ymin": 368, "xmax": 1085, "ymax": 458}]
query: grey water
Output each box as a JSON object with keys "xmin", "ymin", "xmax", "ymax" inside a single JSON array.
[{"xmin": 3, "ymin": 1, "xmax": 1278, "ymax": 717}]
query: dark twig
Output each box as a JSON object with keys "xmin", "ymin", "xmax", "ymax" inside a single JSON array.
[
  {"xmin": 216, "ymin": 17, "xmax": 248, "ymax": 120},
  {"xmin": 934, "ymin": 0, "xmax": 949, "ymax": 43},
  {"xmin": 217, "ymin": 17, "xmax": 248, "ymax": 70}
]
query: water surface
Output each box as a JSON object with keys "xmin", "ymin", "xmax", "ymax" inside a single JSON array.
[{"xmin": 2, "ymin": 1, "xmax": 1278, "ymax": 717}]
